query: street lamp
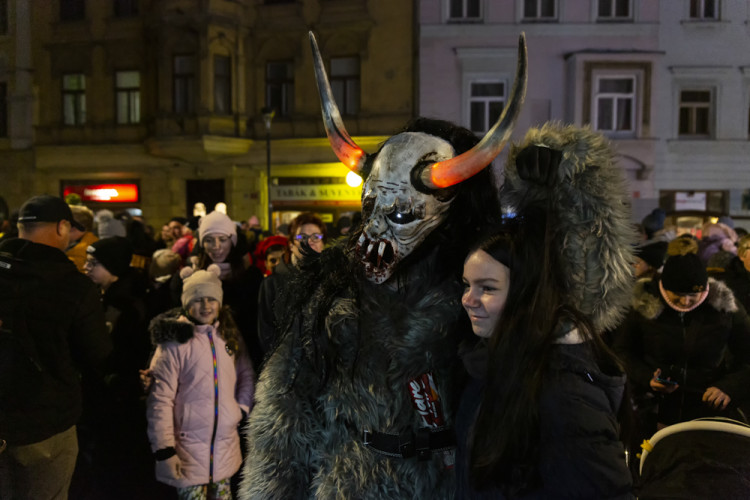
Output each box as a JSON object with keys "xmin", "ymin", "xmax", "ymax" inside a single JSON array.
[{"xmin": 261, "ymin": 106, "xmax": 275, "ymax": 232}]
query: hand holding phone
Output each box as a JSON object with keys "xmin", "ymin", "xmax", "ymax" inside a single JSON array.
[{"xmin": 651, "ymin": 368, "xmax": 679, "ymax": 393}]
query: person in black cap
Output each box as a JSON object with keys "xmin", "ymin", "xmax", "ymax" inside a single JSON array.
[
  {"xmin": 613, "ymin": 252, "xmax": 750, "ymax": 433},
  {"xmin": 81, "ymin": 235, "xmax": 155, "ymax": 498},
  {"xmin": 0, "ymin": 195, "xmax": 110, "ymax": 500}
]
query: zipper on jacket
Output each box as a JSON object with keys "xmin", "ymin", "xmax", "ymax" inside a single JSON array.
[
  {"xmin": 679, "ymin": 312, "xmax": 688, "ymax": 422},
  {"xmin": 207, "ymin": 329, "xmax": 220, "ymax": 485}
]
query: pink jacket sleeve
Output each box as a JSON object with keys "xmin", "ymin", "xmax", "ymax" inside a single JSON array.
[
  {"xmin": 234, "ymin": 339, "xmax": 255, "ymax": 415},
  {"xmin": 146, "ymin": 344, "xmax": 181, "ymax": 452}
]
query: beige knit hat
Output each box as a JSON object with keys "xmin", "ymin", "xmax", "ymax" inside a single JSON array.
[{"xmin": 180, "ymin": 264, "xmax": 223, "ymax": 307}]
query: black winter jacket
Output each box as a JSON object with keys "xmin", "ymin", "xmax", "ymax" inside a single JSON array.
[
  {"xmin": 455, "ymin": 339, "xmax": 633, "ymax": 499},
  {"xmin": 612, "ymin": 277, "xmax": 750, "ymax": 425},
  {"xmin": 0, "ymin": 237, "xmax": 111, "ymax": 445}
]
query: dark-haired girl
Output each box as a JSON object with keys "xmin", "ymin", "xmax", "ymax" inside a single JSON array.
[{"xmin": 455, "ymin": 125, "xmax": 636, "ymax": 499}]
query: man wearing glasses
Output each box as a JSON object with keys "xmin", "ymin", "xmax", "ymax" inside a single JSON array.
[{"xmin": 257, "ymin": 212, "xmax": 327, "ymax": 361}]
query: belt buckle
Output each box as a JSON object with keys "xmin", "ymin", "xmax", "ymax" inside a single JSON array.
[
  {"xmin": 415, "ymin": 428, "xmax": 431, "ymax": 461},
  {"xmin": 362, "ymin": 429, "xmax": 371, "ymax": 446},
  {"xmin": 398, "ymin": 431, "xmax": 415, "ymax": 458}
]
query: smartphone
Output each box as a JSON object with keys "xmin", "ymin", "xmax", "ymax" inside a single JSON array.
[{"xmin": 655, "ymin": 376, "xmax": 678, "ymax": 385}]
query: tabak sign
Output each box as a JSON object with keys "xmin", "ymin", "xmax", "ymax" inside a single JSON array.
[{"xmin": 63, "ymin": 183, "xmax": 139, "ymax": 203}]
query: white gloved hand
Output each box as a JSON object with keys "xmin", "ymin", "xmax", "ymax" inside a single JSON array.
[{"xmin": 156, "ymin": 454, "xmax": 183, "ymax": 480}]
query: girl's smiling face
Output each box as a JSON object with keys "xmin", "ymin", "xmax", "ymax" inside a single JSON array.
[
  {"xmin": 461, "ymin": 249, "xmax": 510, "ymax": 338},
  {"xmin": 186, "ymin": 296, "xmax": 220, "ymax": 325},
  {"xmin": 202, "ymin": 233, "xmax": 232, "ymax": 264}
]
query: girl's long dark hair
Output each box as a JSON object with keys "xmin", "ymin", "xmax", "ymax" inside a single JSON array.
[{"xmin": 468, "ymin": 205, "xmax": 624, "ymax": 495}]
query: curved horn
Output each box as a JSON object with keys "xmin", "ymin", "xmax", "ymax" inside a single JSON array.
[
  {"xmin": 421, "ymin": 33, "xmax": 528, "ymax": 189},
  {"xmin": 309, "ymin": 32, "xmax": 367, "ymax": 174}
]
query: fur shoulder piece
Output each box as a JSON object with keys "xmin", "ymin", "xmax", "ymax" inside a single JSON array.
[
  {"xmin": 149, "ymin": 308, "xmax": 195, "ymax": 345},
  {"xmin": 707, "ymin": 277, "xmax": 738, "ymax": 314},
  {"xmin": 503, "ymin": 122, "xmax": 636, "ymax": 332},
  {"xmin": 633, "ymin": 277, "xmax": 738, "ymax": 320}
]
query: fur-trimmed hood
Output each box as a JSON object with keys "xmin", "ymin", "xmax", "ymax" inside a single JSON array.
[
  {"xmin": 632, "ymin": 277, "xmax": 738, "ymax": 320},
  {"xmin": 149, "ymin": 308, "xmax": 195, "ymax": 345},
  {"xmin": 502, "ymin": 122, "xmax": 636, "ymax": 332}
]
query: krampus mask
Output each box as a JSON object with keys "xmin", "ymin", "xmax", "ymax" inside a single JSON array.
[{"xmin": 310, "ymin": 32, "xmax": 527, "ymax": 284}]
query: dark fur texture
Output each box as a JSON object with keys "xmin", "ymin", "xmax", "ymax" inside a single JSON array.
[{"xmin": 503, "ymin": 123, "xmax": 635, "ymax": 332}]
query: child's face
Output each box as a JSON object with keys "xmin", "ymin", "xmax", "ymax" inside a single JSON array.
[{"xmin": 186, "ymin": 296, "xmax": 220, "ymax": 325}]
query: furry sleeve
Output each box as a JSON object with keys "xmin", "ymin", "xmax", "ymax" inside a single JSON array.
[
  {"xmin": 238, "ymin": 321, "xmax": 323, "ymax": 499},
  {"xmin": 503, "ymin": 122, "xmax": 636, "ymax": 332}
]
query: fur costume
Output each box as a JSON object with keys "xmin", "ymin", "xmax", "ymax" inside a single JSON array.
[
  {"xmin": 239, "ymin": 34, "xmax": 634, "ymax": 500},
  {"xmin": 239, "ymin": 125, "xmax": 634, "ymax": 500}
]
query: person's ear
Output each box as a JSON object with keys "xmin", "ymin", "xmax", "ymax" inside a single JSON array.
[{"xmin": 57, "ymin": 219, "xmax": 69, "ymax": 236}]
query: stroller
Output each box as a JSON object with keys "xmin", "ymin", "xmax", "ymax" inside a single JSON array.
[{"xmin": 637, "ymin": 417, "xmax": 750, "ymax": 499}]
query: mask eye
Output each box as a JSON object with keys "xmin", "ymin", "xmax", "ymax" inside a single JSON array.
[{"xmin": 387, "ymin": 210, "xmax": 416, "ymax": 224}]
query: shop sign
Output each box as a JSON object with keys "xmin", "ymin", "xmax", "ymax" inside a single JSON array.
[
  {"xmin": 63, "ymin": 184, "xmax": 139, "ymax": 203},
  {"xmin": 271, "ymin": 184, "xmax": 361, "ymax": 202},
  {"xmin": 674, "ymin": 192, "xmax": 706, "ymax": 211}
]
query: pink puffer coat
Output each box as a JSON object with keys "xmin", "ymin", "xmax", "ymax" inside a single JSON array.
[{"xmin": 147, "ymin": 311, "xmax": 255, "ymax": 488}]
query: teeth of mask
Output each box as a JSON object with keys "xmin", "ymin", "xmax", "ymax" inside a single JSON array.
[{"xmin": 377, "ymin": 241, "xmax": 386, "ymax": 267}]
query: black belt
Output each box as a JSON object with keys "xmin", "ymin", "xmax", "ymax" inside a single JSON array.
[{"xmin": 362, "ymin": 427, "xmax": 455, "ymax": 460}]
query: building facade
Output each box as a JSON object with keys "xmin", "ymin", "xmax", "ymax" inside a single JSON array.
[
  {"xmin": 419, "ymin": 0, "xmax": 750, "ymax": 228},
  {"xmin": 1, "ymin": 0, "xmax": 415, "ymax": 230}
]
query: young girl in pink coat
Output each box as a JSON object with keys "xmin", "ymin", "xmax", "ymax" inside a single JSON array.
[{"xmin": 147, "ymin": 264, "xmax": 254, "ymax": 499}]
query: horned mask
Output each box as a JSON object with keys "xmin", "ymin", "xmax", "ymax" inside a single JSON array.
[{"xmin": 310, "ymin": 32, "xmax": 527, "ymax": 284}]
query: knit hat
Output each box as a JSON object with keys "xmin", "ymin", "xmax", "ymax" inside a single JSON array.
[
  {"xmin": 96, "ymin": 210, "xmax": 127, "ymax": 239},
  {"xmin": 635, "ymin": 241, "xmax": 668, "ymax": 269},
  {"xmin": 180, "ymin": 264, "xmax": 223, "ymax": 307},
  {"xmin": 660, "ymin": 253, "xmax": 708, "ymax": 294},
  {"xmin": 198, "ymin": 211, "xmax": 237, "ymax": 246},
  {"xmin": 642, "ymin": 208, "xmax": 666, "ymax": 239},
  {"xmin": 87, "ymin": 236, "xmax": 133, "ymax": 277}
]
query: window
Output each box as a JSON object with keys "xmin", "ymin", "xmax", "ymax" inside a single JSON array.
[
  {"xmin": 690, "ymin": 0, "xmax": 718, "ymax": 20},
  {"xmin": 115, "ymin": 71, "xmax": 140, "ymax": 125},
  {"xmin": 114, "ymin": 0, "xmax": 138, "ymax": 17},
  {"xmin": 62, "ymin": 74, "xmax": 86, "ymax": 125},
  {"xmin": 214, "ymin": 55, "xmax": 231, "ymax": 115},
  {"xmin": 594, "ymin": 77, "xmax": 635, "ymax": 133},
  {"xmin": 173, "ymin": 55, "xmax": 196, "ymax": 114},
  {"xmin": 679, "ymin": 90, "xmax": 712, "ymax": 137},
  {"xmin": 523, "ymin": 0, "xmax": 556, "ymax": 20},
  {"xmin": 469, "ymin": 81, "xmax": 505, "ymax": 134},
  {"xmin": 448, "ymin": 0, "xmax": 481, "ymax": 21},
  {"xmin": 598, "ymin": 0, "xmax": 630, "ymax": 20},
  {"xmin": 266, "ymin": 61, "xmax": 294, "ymax": 116},
  {"xmin": 60, "ymin": 0, "xmax": 85, "ymax": 21},
  {"xmin": 0, "ymin": 82, "xmax": 7, "ymax": 137},
  {"xmin": 331, "ymin": 57, "xmax": 360, "ymax": 115}
]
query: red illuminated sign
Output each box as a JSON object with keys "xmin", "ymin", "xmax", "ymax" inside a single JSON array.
[{"xmin": 63, "ymin": 184, "xmax": 139, "ymax": 203}]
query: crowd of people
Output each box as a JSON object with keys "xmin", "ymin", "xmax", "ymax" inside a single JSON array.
[
  {"xmin": 2, "ymin": 135, "xmax": 750, "ymax": 499},
  {"xmin": 0, "ymin": 196, "xmax": 344, "ymax": 500}
]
